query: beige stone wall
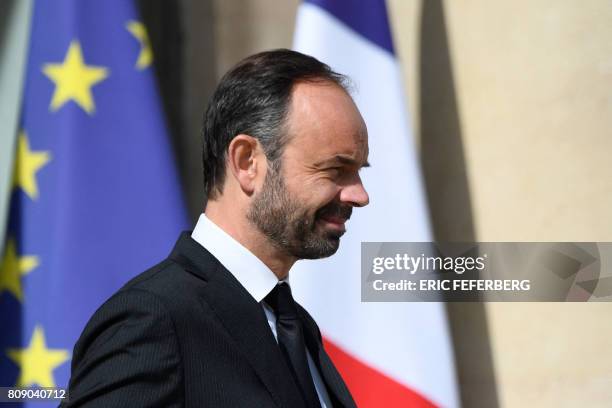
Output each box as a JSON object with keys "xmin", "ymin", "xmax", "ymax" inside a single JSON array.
[
  {"xmin": 420, "ymin": 1, "xmax": 612, "ymax": 407},
  {"xmin": 209, "ymin": 1, "xmax": 612, "ymax": 406},
  {"xmin": 439, "ymin": 0, "xmax": 612, "ymax": 242}
]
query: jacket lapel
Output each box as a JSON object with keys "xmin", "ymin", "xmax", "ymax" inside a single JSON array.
[
  {"xmin": 298, "ymin": 306, "xmax": 357, "ymax": 408},
  {"xmin": 169, "ymin": 233, "xmax": 305, "ymax": 408}
]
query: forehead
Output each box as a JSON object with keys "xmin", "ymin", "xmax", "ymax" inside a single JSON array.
[{"xmin": 284, "ymin": 81, "xmax": 368, "ymax": 164}]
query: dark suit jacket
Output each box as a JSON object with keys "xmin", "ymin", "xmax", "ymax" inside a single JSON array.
[{"xmin": 62, "ymin": 232, "xmax": 356, "ymax": 407}]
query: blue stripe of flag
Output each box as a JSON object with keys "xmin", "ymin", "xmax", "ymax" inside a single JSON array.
[{"xmin": 305, "ymin": 0, "xmax": 395, "ymax": 54}]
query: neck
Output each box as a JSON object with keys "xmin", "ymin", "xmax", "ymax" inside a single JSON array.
[{"xmin": 204, "ymin": 200, "xmax": 296, "ymax": 280}]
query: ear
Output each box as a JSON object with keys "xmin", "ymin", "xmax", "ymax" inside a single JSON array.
[{"xmin": 227, "ymin": 134, "xmax": 263, "ymax": 195}]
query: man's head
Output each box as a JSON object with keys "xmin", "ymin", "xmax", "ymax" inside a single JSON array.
[{"xmin": 202, "ymin": 49, "xmax": 369, "ymax": 260}]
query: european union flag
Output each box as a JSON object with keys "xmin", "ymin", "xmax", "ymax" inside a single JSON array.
[{"xmin": 0, "ymin": 1, "xmax": 188, "ymax": 405}]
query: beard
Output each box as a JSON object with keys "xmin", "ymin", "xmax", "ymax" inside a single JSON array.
[{"xmin": 247, "ymin": 165, "xmax": 352, "ymax": 259}]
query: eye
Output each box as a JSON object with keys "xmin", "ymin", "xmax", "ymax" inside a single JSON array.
[{"xmin": 326, "ymin": 167, "xmax": 343, "ymax": 177}]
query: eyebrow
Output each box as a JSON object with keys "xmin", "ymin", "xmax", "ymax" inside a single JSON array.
[{"xmin": 316, "ymin": 154, "xmax": 370, "ymax": 168}]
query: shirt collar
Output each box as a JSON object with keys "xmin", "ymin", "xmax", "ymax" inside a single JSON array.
[{"xmin": 191, "ymin": 213, "xmax": 281, "ymax": 302}]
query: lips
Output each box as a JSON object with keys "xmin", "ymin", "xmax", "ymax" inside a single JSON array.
[
  {"xmin": 317, "ymin": 215, "xmax": 348, "ymax": 236},
  {"xmin": 319, "ymin": 215, "xmax": 347, "ymax": 225},
  {"xmin": 316, "ymin": 204, "xmax": 352, "ymax": 233}
]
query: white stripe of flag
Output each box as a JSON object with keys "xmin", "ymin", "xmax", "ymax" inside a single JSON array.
[{"xmin": 291, "ymin": 1, "xmax": 460, "ymax": 407}]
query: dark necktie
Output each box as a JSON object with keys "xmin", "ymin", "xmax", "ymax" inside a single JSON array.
[{"xmin": 265, "ymin": 282, "xmax": 322, "ymax": 408}]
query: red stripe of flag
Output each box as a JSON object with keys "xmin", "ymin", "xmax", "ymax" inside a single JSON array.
[{"xmin": 323, "ymin": 337, "xmax": 438, "ymax": 408}]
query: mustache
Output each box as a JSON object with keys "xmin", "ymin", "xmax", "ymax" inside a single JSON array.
[{"xmin": 316, "ymin": 202, "xmax": 352, "ymax": 221}]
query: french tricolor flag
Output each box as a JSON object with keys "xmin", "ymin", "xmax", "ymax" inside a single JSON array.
[{"xmin": 291, "ymin": 1, "xmax": 460, "ymax": 407}]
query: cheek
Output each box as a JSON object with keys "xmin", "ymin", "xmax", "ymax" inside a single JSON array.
[
  {"xmin": 285, "ymin": 171, "xmax": 340, "ymax": 208},
  {"xmin": 302, "ymin": 181, "xmax": 339, "ymax": 210}
]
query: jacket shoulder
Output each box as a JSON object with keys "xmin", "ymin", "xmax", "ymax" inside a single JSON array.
[
  {"xmin": 117, "ymin": 257, "xmax": 210, "ymax": 312},
  {"xmin": 65, "ymin": 285, "xmax": 183, "ymax": 407}
]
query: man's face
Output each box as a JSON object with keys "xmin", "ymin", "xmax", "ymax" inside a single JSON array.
[{"xmin": 247, "ymin": 81, "xmax": 369, "ymax": 259}]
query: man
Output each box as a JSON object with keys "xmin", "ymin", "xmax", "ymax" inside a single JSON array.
[{"xmin": 63, "ymin": 49, "xmax": 369, "ymax": 407}]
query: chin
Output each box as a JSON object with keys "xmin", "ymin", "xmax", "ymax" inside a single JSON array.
[{"xmin": 296, "ymin": 237, "xmax": 340, "ymax": 260}]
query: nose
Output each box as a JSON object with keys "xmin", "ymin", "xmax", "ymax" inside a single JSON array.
[{"xmin": 339, "ymin": 174, "xmax": 369, "ymax": 208}]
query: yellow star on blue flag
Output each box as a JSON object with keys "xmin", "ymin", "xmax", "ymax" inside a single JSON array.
[
  {"xmin": 6, "ymin": 325, "xmax": 70, "ymax": 388},
  {"xmin": 43, "ymin": 41, "xmax": 109, "ymax": 114},
  {"xmin": 12, "ymin": 131, "xmax": 51, "ymax": 200},
  {"xmin": 0, "ymin": 238, "xmax": 39, "ymax": 302},
  {"xmin": 126, "ymin": 21, "xmax": 153, "ymax": 70}
]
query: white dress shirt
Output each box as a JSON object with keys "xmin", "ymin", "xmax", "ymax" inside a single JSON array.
[{"xmin": 191, "ymin": 213, "xmax": 331, "ymax": 407}]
